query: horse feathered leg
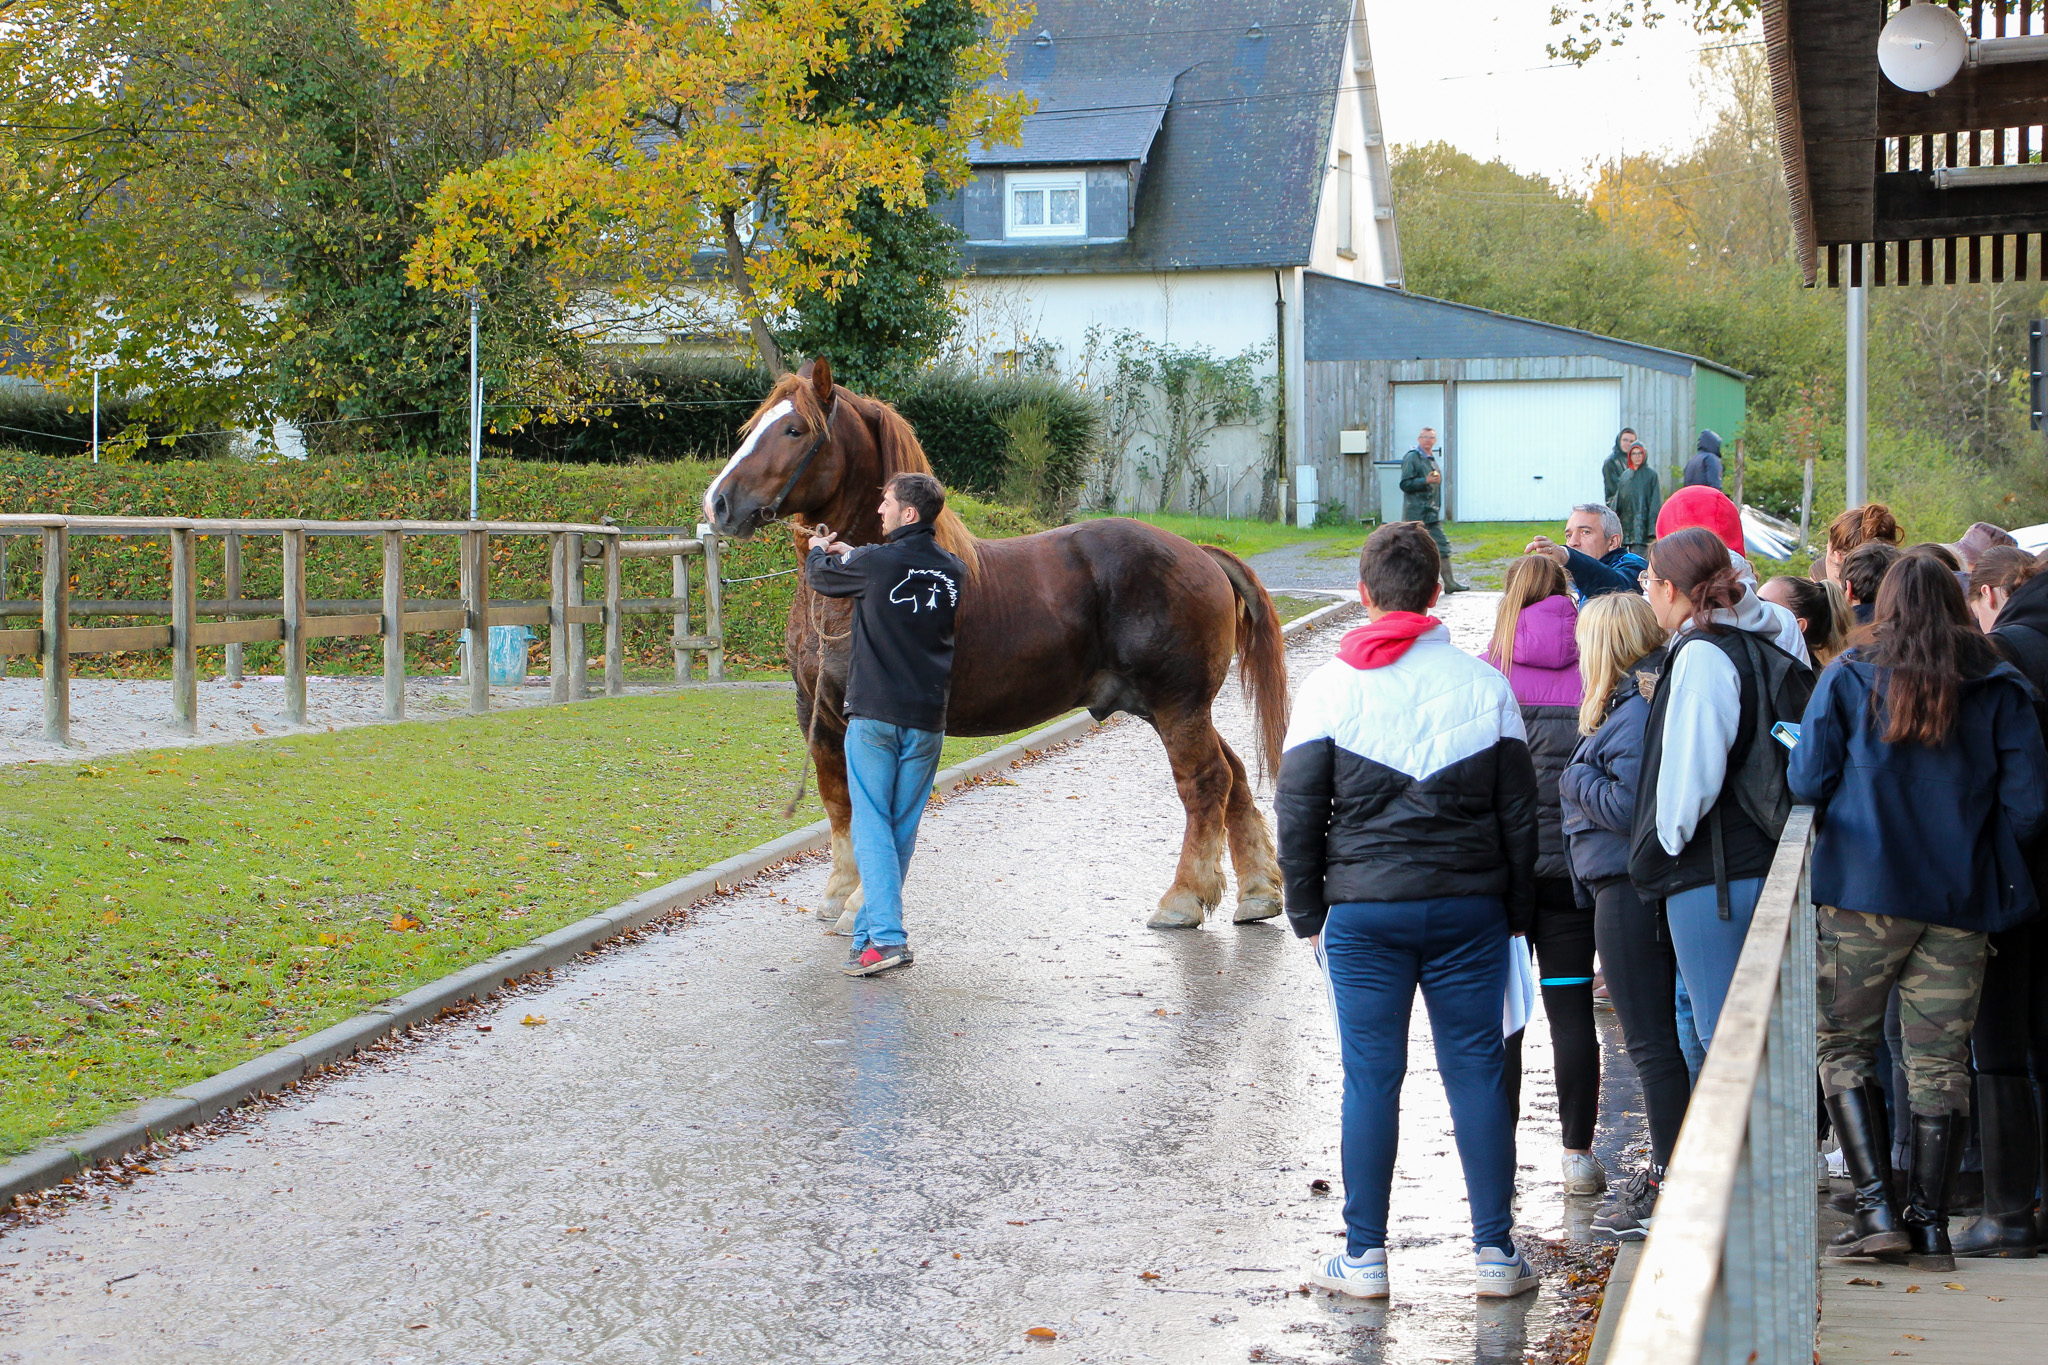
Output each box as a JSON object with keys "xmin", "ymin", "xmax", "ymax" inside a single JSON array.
[
  {"xmin": 1148, "ymin": 711, "xmax": 1233, "ymax": 929},
  {"xmin": 813, "ymin": 728, "xmax": 863, "ymax": 926},
  {"xmin": 1218, "ymin": 738, "xmax": 1284, "ymax": 923}
]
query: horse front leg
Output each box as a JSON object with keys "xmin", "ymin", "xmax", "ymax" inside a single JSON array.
[
  {"xmin": 1148, "ymin": 711, "xmax": 1232, "ymax": 929},
  {"xmin": 1218, "ymin": 738, "xmax": 1283, "ymax": 923},
  {"xmin": 813, "ymin": 726, "xmax": 864, "ymax": 931}
]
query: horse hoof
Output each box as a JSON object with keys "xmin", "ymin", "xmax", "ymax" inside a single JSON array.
[
  {"xmin": 817, "ymin": 900, "xmax": 843, "ymax": 920},
  {"xmin": 831, "ymin": 909, "xmax": 857, "ymax": 937},
  {"xmin": 1233, "ymin": 895, "xmax": 1283, "ymax": 924},
  {"xmin": 1148, "ymin": 892, "xmax": 1207, "ymax": 929}
]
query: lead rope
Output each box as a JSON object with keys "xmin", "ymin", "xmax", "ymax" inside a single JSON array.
[{"xmin": 781, "ymin": 533, "xmax": 852, "ymax": 819}]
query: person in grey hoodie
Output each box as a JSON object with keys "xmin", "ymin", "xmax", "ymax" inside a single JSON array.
[{"xmin": 1681, "ymin": 430, "xmax": 1724, "ymax": 490}]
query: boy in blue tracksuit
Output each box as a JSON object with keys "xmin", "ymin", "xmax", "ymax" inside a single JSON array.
[{"xmin": 1277, "ymin": 520, "xmax": 1542, "ymax": 1300}]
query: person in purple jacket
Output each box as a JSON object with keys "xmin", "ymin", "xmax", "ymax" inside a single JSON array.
[{"xmin": 1484, "ymin": 556, "xmax": 1604, "ymax": 1198}]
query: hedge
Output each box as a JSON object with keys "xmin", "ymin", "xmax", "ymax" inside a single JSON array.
[
  {"xmin": 498, "ymin": 357, "xmax": 1100, "ymax": 500},
  {"xmin": 0, "ymin": 386, "xmax": 232, "ymax": 461},
  {"xmin": 0, "ymin": 453, "xmax": 1043, "ymax": 676}
]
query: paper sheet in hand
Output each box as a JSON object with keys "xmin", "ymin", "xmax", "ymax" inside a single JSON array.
[{"xmin": 1503, "ymin": 936, "xmax": 1537, "ymax": 1038}]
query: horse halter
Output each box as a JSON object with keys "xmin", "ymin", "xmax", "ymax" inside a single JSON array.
[{"xmin": 762, "ymin": 396, "xmax": 835, "ymax": 523}]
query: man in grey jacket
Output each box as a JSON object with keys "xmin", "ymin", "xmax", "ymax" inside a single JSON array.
[{"xmin": 1398, "ymin": 428, "xmax": 1468, "ymax": 593}]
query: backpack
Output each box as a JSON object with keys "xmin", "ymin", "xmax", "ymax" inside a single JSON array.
[{"xmin": 1629, "ymin": 628, "xmax": 1814, "ymax": 914}]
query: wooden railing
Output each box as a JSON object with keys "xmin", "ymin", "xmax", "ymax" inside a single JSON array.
[
  {"xmin": 0, "ymin": 516, "xmax": 727, "ymax": 745},
  {"xmin": 1607, "ymin": 806, "xmax": 1819, "ymax": 1365}
]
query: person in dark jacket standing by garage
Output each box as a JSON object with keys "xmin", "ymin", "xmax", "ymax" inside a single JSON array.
[
  {"xmin": 805, "ymin": 472, "xmax": 966, "ymax": 977},
  {"xmin": 1602, "ymin": 427, "xmax": 1638, "ymax": 506},
  {"xmin": 1615, "ymin": 442, "xmax": 1663, "ymax": 557},
  {"xmin": 1400, "ymin": 427, "xmax": 1468, "ymax": 594},
  {"xmin": 1483, "ymin": 556, "xmax": 1604, "ymax": 1198},
  {"xmin": 1791, "ymin": 553, "xmax": 2048, "ymax": 1270},
  {"xmin": 1681, "ymin": 430, "xmax": 1724, "ymax": 490},
  {"xmin": 1279, "ymin": 520, "xmax": 1541, "ymax": 1300},
  {"xmin": 1956, "ymin": 546, "xmax": 2048, "ymax": 1257}
]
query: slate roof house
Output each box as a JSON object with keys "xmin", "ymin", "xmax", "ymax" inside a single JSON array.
[{"xmin": 941, "ymin": 0, "xmax": 1400, "ymax": 515}]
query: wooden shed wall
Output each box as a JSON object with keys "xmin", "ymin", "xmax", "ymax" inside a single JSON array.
[{"xmin": 1301, "ymin": 355, "xmax": 1697, "ymax": 523}]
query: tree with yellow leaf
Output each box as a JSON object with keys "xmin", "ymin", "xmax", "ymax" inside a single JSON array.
[{"xmin": 359, "ymin": 0, "xmax": 1031, "ymax": 376}]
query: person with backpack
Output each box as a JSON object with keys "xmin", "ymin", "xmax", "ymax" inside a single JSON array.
[
  {"xmin": 1954, "ymin": 546, "xmax": 2048, "ymax": 1257},
  {"xmin": 1559, "ymin": 593, "xmax": 1679, "ymax": 1240},
  {"xmin": 1483, "ymin": 556, "xmax": 1604, "ymax": 1198},
  {"xmin": 1790, "ymin": 553, "xmax": 2048, "ymax": 1269},
  {"xmin": 1629, "ymin": 527, "xmax": 1814, "ymax": 1050}
]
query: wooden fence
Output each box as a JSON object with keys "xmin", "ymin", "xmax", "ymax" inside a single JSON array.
[{"xmin": 0, "ymin": 515, "xmax": 726, "ymax": 746}]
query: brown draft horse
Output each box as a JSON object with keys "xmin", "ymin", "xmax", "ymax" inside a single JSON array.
[{"xmin": 702, "ymin": 359, "xmax": 1290, "ymax": 929}]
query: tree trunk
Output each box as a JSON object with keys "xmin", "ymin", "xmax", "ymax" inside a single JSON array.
[{"xmin": 722, "ymin": 209, "xmax": 786, "ymax": 377}]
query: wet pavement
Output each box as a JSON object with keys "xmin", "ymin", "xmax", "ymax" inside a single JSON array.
[{"xmin": 0, "ymin": 593, "xmax": 1641, "ymax": 1365}]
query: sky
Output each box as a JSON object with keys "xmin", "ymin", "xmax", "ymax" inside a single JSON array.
[{"xmin": 1364, "ymin": 3, "xmax": 1765, "ymax": 189}]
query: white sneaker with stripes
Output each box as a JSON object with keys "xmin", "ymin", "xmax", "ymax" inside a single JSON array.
[{"xmin": 1309, "ymin": 1248, "xmax": 1388, "ymax": 1299}]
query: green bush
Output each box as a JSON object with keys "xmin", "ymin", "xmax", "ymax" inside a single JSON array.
[
  {"xmin": 494, "ymin": 358, "xmax": 1100, "ymax": 508},
  {"xmin": 0, "ymin": 452, "xmax": 1042, "ymax": 675},
  {"xmin": 0, "ymin": 385, "xmax": 232, "ymax": 461}
]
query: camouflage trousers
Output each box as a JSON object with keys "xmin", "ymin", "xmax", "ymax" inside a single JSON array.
[{"xmin": 1816, "ymin": 905, "xmax": 1988, "ymax": 1115}]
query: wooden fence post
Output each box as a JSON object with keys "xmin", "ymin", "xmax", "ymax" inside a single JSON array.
[
  {"xmin": 223, "ymin": 531, "xmax": 243, "ymax": 682},
  {"xmin": 282, "ymin": 526, "xmax": 308, "ymax": 725},
  {"xmin": 549, "ymin": 532, "xmax": 570, "ymax": 703},
  {"xmin": 603, "ymin": 532, "xmax": 624, "ymax": 697},
  {"xmin": 41, "ymin": 524, "xmax": 69, "ymax": 745},
  {"xmin": 697, "ymin": 524, "xmax": 725, "ymax": 682},
  {"xmin": 382, "ymin": 529, "xmax": 404, "ymax": 722},
  {"xmin": 565, "ymin": 531, "xmax": 587, "ymax": 700},
  {"xmin": 466, "ymin": 528, "xmax": 491, "ymax": 716},
  {"xmin": 672, "ymin": 550, "xmax": 692, "ymax": 682},
  {"xmin": 170, "ymin": 527, "xmax": 197, "ymax": 736}
]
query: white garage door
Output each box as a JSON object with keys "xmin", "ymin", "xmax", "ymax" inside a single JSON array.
[{"xmin": 1452, "ymin": 379, "xmax": 1620, "ymax": 522}]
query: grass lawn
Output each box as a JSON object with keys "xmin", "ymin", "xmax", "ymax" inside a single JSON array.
[
  {"xmin": 1076, "ymin": 510, "xmax": 1336, "ymax": 558},
  {"xmin": 0, "ymin": 695, "xmax": 1045, "ymax": 1157},
  {"xmin": 1309, "ymin": 520, "xmax": 1551, "ymax": 589}
]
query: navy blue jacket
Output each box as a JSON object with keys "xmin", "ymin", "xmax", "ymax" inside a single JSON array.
[
  {"xmin": 1788, "ymin": 653, "xmax": 2048, "ymax": 932},
  {"xmin": 1564, "ymin": 546, "xmax": 1647, "ymax": 602},
  {"xmin": 1560, "ymin": 649, "xmax": 1663, "ymax": 894}
]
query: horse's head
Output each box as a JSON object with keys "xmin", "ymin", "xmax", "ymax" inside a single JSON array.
[{"xmin": 702, "ymin": 359, "xmax": 844, "ymax": 539}]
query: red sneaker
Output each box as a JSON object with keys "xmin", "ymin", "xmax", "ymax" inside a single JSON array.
[{"xmin": 839, "ymin": 941, "xmax": 914, "ymax": 977}]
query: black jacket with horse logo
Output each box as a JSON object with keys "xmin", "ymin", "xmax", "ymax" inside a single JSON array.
[{"xmin": 805, "ymin": 521, "xmax": 965, "ymax": 734}]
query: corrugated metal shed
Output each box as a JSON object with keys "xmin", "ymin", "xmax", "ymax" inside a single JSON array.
[{"xmin": 1298, "ymin": 272, "xmax": 1748, "ymax": 524}]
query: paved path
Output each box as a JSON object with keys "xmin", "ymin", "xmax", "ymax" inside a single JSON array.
[{"xmin": 0, "ymin": 593, "xmax": 1631, "ymax": 1365}]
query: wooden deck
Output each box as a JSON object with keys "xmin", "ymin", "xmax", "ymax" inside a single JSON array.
[{"xmin": 1819, "ymin": 1255, "xmax": 2048, "ymax": 1364}]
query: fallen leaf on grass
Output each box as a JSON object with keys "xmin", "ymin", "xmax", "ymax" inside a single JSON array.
[
  {"xmin": 155, "ymin": 834, "xmax": 189, "ymax": 845},
  {"xmin": 389, "ymin": 911, "xmax": 421, "ymax": 931},
  {"xmin": 521, "ymin": 1014, "xmax": 547, "ymax": 1026},
  {"xmin": 1025, "ymin": 1327, "xmax": 1057, "ymax": 1341}
]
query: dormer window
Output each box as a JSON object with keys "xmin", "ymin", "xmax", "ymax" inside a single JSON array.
[{"xmin": 1007, "ymin": 172, "xmax": 1086, "ymax": 238}]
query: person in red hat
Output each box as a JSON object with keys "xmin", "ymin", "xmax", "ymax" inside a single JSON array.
[{"xmin": 1655, "ymin": 485, "xmax": 1745, "ymax": 555}]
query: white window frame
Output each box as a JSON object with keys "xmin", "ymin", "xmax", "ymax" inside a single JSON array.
[{"xmin": 1006, "ymin": 171, "xmax": 1087, "ymax": 239}]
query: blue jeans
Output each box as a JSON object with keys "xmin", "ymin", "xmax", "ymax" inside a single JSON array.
[
  {"xmin": 844, "ymin": 717, "xmax": 945, "ymax": 950},
  {"xmin": 1318, "ymin": 895, "xmax": 1517, "ymax": 1255},
  {"xmin": 1664, "ymin": 876, "xmax": 1764, "ymax": 1049}
]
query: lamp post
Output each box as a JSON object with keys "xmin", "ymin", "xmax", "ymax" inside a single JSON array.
[{"xmin": 468, "ymin": 290, "xmax": 482, "ymax": 521}]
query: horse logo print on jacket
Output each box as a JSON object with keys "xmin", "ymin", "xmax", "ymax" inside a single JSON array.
[{"xmin": 1274, "ymin": 614, "xmax": 1541, "ymax": 939}]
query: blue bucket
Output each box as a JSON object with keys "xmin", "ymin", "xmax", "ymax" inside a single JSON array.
[{"xmin": 487, "ymin": 625, "xmax": 533, "ymax": 686}]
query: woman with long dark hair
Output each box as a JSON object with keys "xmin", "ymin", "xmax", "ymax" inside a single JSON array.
[
  {"xmin": 1484, "ymin": 556, "xmax": 1604, "ymax": 1197},
  {"xmin": 1791, "ymin": 554, "xmax": 2048, "ymax": 1269}
]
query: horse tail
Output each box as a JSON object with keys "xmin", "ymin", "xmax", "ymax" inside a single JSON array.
[{"xmin": 1198, "ymin": 544, "xmax": 1289, "ymax": 781}]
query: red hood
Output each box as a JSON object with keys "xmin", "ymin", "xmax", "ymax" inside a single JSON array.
[
  {"xmin": 1657, "ymin": 485, "xmax": 1745, "ymax": 554},
  {"xmin": 1337, "ymin": 612, "xmax": 1440, "ymax": 670}
]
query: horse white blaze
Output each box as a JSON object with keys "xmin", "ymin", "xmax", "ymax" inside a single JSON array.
[{"xmin": 702, "ymin": 399, "xmax": 794, "ymax": 522}]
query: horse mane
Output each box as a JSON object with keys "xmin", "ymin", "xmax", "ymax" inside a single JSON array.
[{"xmin": 741, "ymin": 373, "xmax": 980, "ymax": 577}]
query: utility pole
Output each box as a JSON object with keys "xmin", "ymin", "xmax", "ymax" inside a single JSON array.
[
  {"xmin": 468, "ymin": 290, "xmax": 481, "ymax": 521},
  {"xmin": 1845, "ymin": 245, "xmax": 1868, "ymax": 507},
  {"xmin": 91, "ymin": 371, "xmax": 99, "ymax": 464}
]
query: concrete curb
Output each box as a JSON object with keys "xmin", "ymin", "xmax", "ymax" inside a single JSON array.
[
  {"xmin": 0, "ymin": 706, "xmax": 1102, "ymax": 1206},
  {"xmin": 4, "ymin": 600, "xmax": 1344, "ymax": 1206}
]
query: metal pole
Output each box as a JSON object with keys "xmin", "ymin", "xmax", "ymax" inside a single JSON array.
[
  {"xmin": 91, "ymin": 372, "xmax": 99, "ymax": 464},
  {"xmin": 1845, "ymin": 246, "xmax": 1868, "ymax": 508},
  {"xmin": 469, "ymin": 290, "xmax": 481, "ymax": 521}
]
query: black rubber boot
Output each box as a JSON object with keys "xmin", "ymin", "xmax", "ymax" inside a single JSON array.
[
  {"xmin": 1954, "ymin": 1076, "xmax": 2040, "ymax": 1258},
  {"xmin": 1439, "ymin": 558, "xmax": 1469, "ymax": 594},
  {"xmin": 1898, "ymin": 1111, "xmax": 1964, "ymax": 1270},
  {"xmin": 1826, "ymin": 1084, "xmax": 1909, "ymax": 1256}
]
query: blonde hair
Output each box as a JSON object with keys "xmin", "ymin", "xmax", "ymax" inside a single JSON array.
[
  {"xmin": 1487, "ymin": 555, "xmax": 1570, "ymax": 679},
  {"xmin": 1819, "ymin": 579, "xmax": 1853, "ymax": 664},
  {"xmin": 1576, "ymin": 593, "xmax": 1668, "ymax": 735}
]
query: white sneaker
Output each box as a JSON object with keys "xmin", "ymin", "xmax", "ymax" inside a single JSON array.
[
  {"xmin": 1309, "ymin": 1248, "xmax": 1388, "ymax": 1299},
  {"xmin": 1474, "ymin": 1245, "xmax": 1539, "ymax": 1298},
  {"xmin": 1562, "ymin": 1151, "xmax": 1608, "ymax": 1196}
]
